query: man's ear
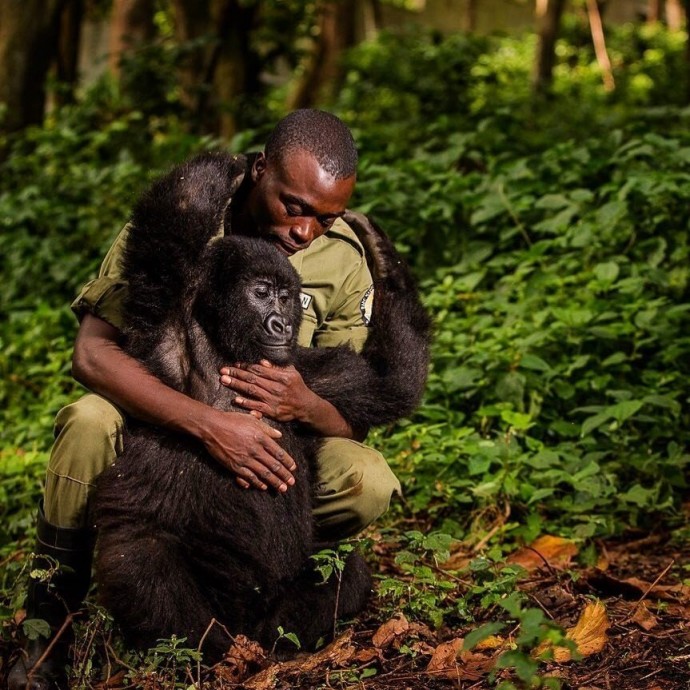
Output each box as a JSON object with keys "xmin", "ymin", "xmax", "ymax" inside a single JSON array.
[{"xmin": 251, "ymin": 152, "xmax": 267, "ymax": 182}]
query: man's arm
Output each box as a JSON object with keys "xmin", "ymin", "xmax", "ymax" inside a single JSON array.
[{"xmin": 72, "ymin": 314, "xmax": 297, "ymax": 492}]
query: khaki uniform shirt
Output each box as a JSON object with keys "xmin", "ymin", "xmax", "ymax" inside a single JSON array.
[{"xmin": 71, "ymin": 218, "xmax": 373, "ymax": 352}]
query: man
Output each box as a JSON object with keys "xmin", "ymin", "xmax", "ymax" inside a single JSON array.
[{"xmin": 9, "ymin": 109, "xmax": 402, "ymax": 690}]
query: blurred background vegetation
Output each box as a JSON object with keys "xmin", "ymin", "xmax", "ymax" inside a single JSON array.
[{"xmin": 2, "ymin": 0, "xmax": 690, "ymax": 622}]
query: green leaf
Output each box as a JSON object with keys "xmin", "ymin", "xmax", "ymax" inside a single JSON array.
[
  {"xmin": 283, "ymin": 632, "xmax": 301, "ymax": 649},
  {"xmin": 519, "ymin": 354, "xmax": 552, "ymax": 372},
  {"xmin": 581, "ymin": 411, "xmax": 611, "ymax": 437},
  {"xmin": 23, "ymin": 618, "xmax": 52, "ymax": 641},
  {"xmin": 620, "ymin": 484, "xmax": 657, "ymax": 507},
  {"xmin": 501, "ymin": 410, "xmax": 533, "ymax": 431},
  {"xmin": 593, "ymin": 261, "xmax": 620, "ymax": 284},
  {"xmin": 608, "ymin": 400, "xmax": 643, "ymax": 423}
]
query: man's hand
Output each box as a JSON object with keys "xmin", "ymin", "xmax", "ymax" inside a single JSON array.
[
  {"xmin": 220, "ymin": 361, "xmax": 314, "ymax": 422},
  {"xmin": 198, "ymin": 406, "xmax": 297, "ymax": 492},
  {"xmin": 220, "ymin": 360, "xmax": 363, "ymax": 440}
]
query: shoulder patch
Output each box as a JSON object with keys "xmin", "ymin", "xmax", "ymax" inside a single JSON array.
[
  {"xmin": 360, "ymin": 285, "xmax": 374, "ymax": 326},
  {"xmin": 300, "ymin": 292, "xmax": 313, "ymax": 310}
]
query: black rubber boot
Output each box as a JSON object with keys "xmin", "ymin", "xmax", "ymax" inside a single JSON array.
[{"xmin": 8, "ymin": 504, "xmax": 93, "ymax": 690}]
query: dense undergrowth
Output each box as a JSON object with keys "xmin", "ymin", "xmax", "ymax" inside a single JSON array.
[{"xmin": 2, "ymin": 18, "xmax": 690, "ymax": 688}]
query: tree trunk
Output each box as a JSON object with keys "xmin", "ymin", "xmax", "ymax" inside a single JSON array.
[
  {"xmin": 207, "ymin": 0, "xmax": 259, "ymax": 140},
  {"xmin": 587, "ymin": 0, "xmax": 614, "ymax": 91},
  {"xmin": 685, "ymin": 0, "xmax": 690, "ymax": 102},
  {"xmin": 171, "ymin": 0, "xmax": 261, "ymax": 139},
  {"xmin": 648, "ymin": 0, "xmax": 663, "ymax": 21},
  {"xmin": 465, "ymin": 0, "xmax": 478, "ymax": 32},
  {"xmin": 108, "ymin": 0, "xmax": 156, "ymax": 77},
  {"xmin": 287, "ymin": 0, "xmax": 357, "ymax": 110},
  {"xmin": 666, "ymin": 0, "xmax": 684, "ymax": 29},
  {"xmin": 171, "ymin": 0, "xmax": 214, "ymax": 116},
  {"xmin": 0, "ymin": 0, "xmax": 65, "ymax": 133},
  {"xmin": 533, "ymin": 0, "xmax": 567, "ymax": 96},
  {"xmin": 54, "ymin": 0, "xmax": 84, "ymax": 106}
]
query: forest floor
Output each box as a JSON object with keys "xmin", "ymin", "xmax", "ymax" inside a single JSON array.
[
  {"xmin": 201, "ymin": 530, "xmax": 690, "ymax": 690},
  {"xmin": 3, "ymin": 525, "xmax": 690, "ymax": 690}
]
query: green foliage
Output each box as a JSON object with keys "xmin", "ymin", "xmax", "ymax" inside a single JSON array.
[
  {"xmin": 272, "ymin": 625, "xmax": 302, "ymax": 653},
  {"xmin": 331, "ymin": 25, "xmax": 690, "ymax": 540},
  {"xmin": 378, "ymin": 530, "xmax": 459, "ymax": 628},
  {"xmin": 311, "ymin": 542, "xmax": 355, "ymax": 584},
  {"xmin": 366, "ymin": 120, "xmax": 690, "ymax": 538},
  {"xmin": 2, "ymin": 16, "xmax": 690, "ymax": 685}
]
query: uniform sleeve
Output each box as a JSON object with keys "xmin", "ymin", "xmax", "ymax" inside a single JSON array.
[
  {"xmin": 311, "ymin": 248, "xmax": 373, "ymax": 353},
  {"xmin": 70, "ymin": 225, "xmax": 131, "ymax": 330}
]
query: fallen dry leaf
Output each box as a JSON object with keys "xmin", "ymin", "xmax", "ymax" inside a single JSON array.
[
  {"xmin": 372, "ymin": 612, "xmax": 410, "ymax": 649},
  {"xmin": 219, "ymin": 635, "xmax": 267, "ymax": 684},
  {"xmin": 508, "ymin": 535, "xmax": 578, "ymax": 571},
  {"xmin": 538, "ymin": 600, "xmax": 610, "ymax": 663},
  {"xmin": 426, "ymin": 638, "xmax": 496, "ymax": 681},
  {"xmin": 242, "ymin": 631, "xmax": 355, "ymax": 690},
  {"xmin": 352, "ymin": 647, "xmax": 380, "ymax": 664},
  {"xmin": 409, "ymin": 640, "xmax": 436, "ymax": 656},
  {"xmin": 631, "ymin": 601, "xmax": 659, "ymax": 631},
  {"xmin": 426, "ymin": 638, "xmax": 463, "ymax": 674}
]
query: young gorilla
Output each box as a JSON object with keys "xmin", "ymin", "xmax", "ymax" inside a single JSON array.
[{"xmin": 92, "ymin": 152, "xmax": 431, "ymax": 659}]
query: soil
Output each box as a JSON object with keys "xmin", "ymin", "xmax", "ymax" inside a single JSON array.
[
  {"xmin": 202, "ymin": 530, "xmax": 690, "ymax": 690},
  {"xmin": 2, "ymin": 530, "xmax": 689, "ymax": 690}
]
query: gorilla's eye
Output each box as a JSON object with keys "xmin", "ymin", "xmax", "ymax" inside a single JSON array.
[
  {"xmin": 254, "ymin": 286, "xmax": 270, "ymax": 299},
  {"xmin": 278, "ymin": 290, "xmax": 290, "ymax": 303}
]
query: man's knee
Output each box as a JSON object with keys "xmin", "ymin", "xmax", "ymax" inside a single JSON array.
[
  {"xmin": 45, "ymin": 395, "xmax": 125, "ymax": 528},
  {"xmin": 315, "ymin": 438, "xmax": 401, "ymax": 539},
  {"xmin": 51, "ymin": 394, "xmax": 124, "ymax": 469}
]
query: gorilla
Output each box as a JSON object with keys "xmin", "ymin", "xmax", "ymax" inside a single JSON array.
[{"xmin": 91, "ymin": 152, "xmax": 431, "ymax": 660}]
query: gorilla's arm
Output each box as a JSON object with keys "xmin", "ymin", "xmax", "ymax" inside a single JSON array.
[
  {"xmin": 122, "ymin": 152, "xmax": 246, "ymax": 341},
  {"xmin": 74, "ymin": 153, "xmax": 298, "ymax": 493},
  {"xmin": 296, "ymin": 212, "xmax": 432, "ymax": 430}
]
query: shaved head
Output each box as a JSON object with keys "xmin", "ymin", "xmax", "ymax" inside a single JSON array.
[{"xmin": 265, "ymin": 110, "xmax": 358, "ymax": 180}]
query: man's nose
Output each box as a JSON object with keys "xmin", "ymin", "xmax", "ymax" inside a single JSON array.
[{"xmin": 290, "ymin": 217, "xmax": 318, "ymax": 246}]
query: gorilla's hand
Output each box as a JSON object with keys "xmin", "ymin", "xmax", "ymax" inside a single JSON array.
[{"xmin": 198, "ymin": 407, "xmax": 297, "ymax": 492}]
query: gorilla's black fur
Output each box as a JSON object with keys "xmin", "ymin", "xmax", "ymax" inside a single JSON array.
[{"xmin": 92, "ymin": 152, "xmax": 431, "ymax": 660}]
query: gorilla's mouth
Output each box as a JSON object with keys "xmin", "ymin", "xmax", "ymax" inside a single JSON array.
[
  {"xmin": 259, "ymin": 342, "xmax": 293, "ymax": 365},
  {"xmin": 259, "ymin": 341, "xmax": 291, "ymax": 350}
]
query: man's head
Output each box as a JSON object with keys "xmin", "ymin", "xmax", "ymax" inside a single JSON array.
[{"xmin": 241, "ymin": 110, "xmax": 358, "ymax": 256}]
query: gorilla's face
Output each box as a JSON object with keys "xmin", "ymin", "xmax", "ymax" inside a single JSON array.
[
  {"xmin": 242, "ymin": 275, "xmax": 297, "ymax": 365},
  {"xmin": 245, "ymin": 149, "xmax": 355, "ymax": 256},
  {"xmin": 195, "ymin": 237, "xmax": 303, "ymax": 366}
]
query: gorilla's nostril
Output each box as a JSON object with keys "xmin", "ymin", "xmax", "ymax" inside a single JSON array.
[{"xmin": 265, "ymin": 314, "xmax": 291, "ymax": 340}]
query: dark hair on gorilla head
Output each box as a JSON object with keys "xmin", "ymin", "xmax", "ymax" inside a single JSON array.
[{"xmin": 265, "ymin": 109, "xmax": 358, "ymax": 180}]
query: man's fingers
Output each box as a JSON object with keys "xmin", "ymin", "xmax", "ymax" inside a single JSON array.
[
  {"xmin": 259, "ymin": 436, "xmax": 297, "ymax": 472},
  {"xmin": 222, "ymin": 373, "xmax": 273, "ymax": 399},
  {"xmin": 233, "ymin": 396, "xmax": 269, "ymax": 415},
  {"xmin": 236, "ymin": 466, "xmax": 268, "ymax": 491},
  {"xmin": 245, "ymin": 458, "xmax": 291, "ymax": 493},
  {"xmin": 222, "ymin": 364, "xmax": 287, "ymax": 386}
]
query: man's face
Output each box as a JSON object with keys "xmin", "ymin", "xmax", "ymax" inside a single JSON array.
[{"xmin": 245, "ymin": 148, "xmax": 355, "ymax": 256}]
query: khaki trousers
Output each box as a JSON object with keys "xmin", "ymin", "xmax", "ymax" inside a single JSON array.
[{"xmin": 44, "ymin": 394, "xmax": 401, "ymax": 540}]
